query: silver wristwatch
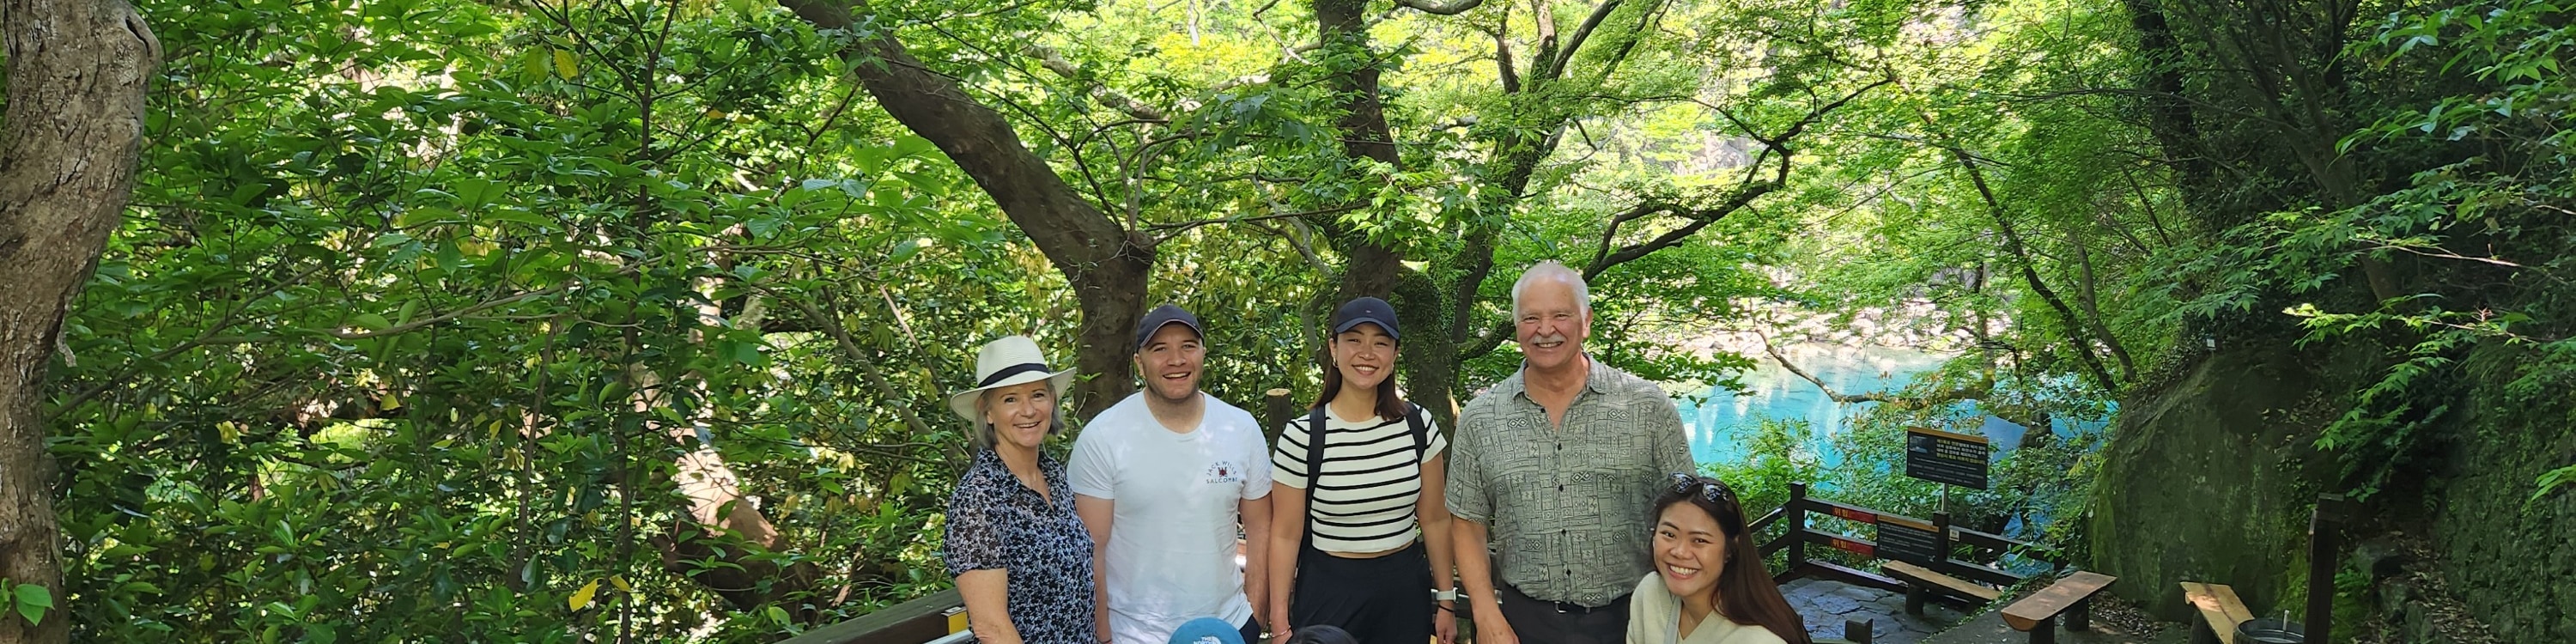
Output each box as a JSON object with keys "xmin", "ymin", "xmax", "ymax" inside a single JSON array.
[{"xmin": 1431, "ymin": 588, "xmax": 1462, "ymax": 602}]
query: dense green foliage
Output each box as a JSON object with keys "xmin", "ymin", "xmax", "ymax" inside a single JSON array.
[{"xmin": 28, "ymin": 0, "xmax": 2573, "ymax": 641}]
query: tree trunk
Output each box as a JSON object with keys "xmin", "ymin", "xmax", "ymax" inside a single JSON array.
[
  {"xmin": 1309, "ymin": 0, "xmax": 1408, "ymax": 301},
  {"xmin": 1947, "ymin": 148, "xmax": 2123, "ymax": 395},
  {"xmin": 0, "ymin": 0, "xmax": 159, "ymax": 641},
  {"xmin": 781, "ymin": 0, "xmax": 1151, "ymax": 417},
  {"xmin": 2121, "ymin": 0, "xmax": 2215, "ymax": 225}
]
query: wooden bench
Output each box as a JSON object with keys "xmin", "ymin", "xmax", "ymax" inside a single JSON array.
[
  {"xmin": 2179, "ymin": 581, "xmax": 2254, "ymax": 644},
  {"xmin": 1882, "ymin": 561, "xmax": 2002, "ymax": 616},
  {"xmin": 1999, "ymin": 571, "xmax": 2117, "ymax": 644}
]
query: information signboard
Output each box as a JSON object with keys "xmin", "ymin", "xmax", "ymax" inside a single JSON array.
[
  {"xmin": 1905, "ymin": 427, "xmax": 1990, "ymax": 490},
  {"xmin": 1875, "ymin": 515, "xmax": 1941, "ymax": 565}
]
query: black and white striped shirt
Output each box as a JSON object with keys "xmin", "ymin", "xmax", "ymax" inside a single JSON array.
[{"xmin": 1271, "ymin": 405, "xmax": 1447, "ymax": 553}]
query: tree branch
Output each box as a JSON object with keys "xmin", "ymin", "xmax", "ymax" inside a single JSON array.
[
  {"xmin": 1550, "ymin": 0, "xmax": 1627, "ymax": 76},
  {"xmin": 1394, "ymin": 0, "xmax": 1485, "ymax": 14},
  {"xmin": 330, "ymin": 283, "xmax": 578, "ymax": 339},
  {"xmin": 765, "ymin": 288, "xmax": 938, "ymax": 438},
  {"xmin": 1024, "ymin": 44, "xmax": 1168, "ymax": 122},
  {"xmin": 1456, "ymin": 78, "xmax": 1887, "ymax": 361},
  {"xmin": 1146, "ymin": 203, "xmax": 1366, "ymax": 239}
]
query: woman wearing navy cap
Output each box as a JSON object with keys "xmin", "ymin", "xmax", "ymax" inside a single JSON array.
[{"xmin": 1265, "ymin": 297, "xmax": 1458, "ymax": 643}]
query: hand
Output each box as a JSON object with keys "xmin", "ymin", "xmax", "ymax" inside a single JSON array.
[
  {"xmin": 1471, "ymin": 605, "xmax": 1517, "ymax": 644},
  {"xmin": 1434, "ymin": 603, "xmax": 1457, "ymax": 644}
]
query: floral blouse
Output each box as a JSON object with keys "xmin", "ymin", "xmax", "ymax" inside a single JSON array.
[{"xmin": 943, "ymin": 447, "xmax": 1097, "ymax": 644}]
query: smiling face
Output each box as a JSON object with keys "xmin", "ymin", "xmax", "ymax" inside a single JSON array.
[
  {"xmin": 1514, "ymin": 276, "xmax": 1591, "ymax": 372},
  {"xmin": 1134, "ymin": 323, "xmax": 1206, "ymax": 405},
  {"xmin": 980, "ymin": 380, "xmax": 1057, "ymax": 450},
  {"xmin": 1655, "ymin": 501, "xmax": 1729, "ymax": 601},
  {"xmin": 1329, "ymin": 323, "xmax": 1398, "ymax": 393}
]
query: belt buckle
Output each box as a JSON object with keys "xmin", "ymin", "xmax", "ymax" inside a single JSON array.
[{"xmin": 1553, "ymin": 601, "xmax": 1583, "ymax": 614}]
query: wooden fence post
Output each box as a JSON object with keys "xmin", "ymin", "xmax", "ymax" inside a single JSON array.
[
  {"xmin": 2307, "ymin": 494, "xmax": 2349, "ymax": 643},
  {"xmin": 1787, "ymin": 483, "xmax": 1809, "ymax": 572},
  {"xmin": 1844, "ymin": 618, "xmax": 1874, "ymax": 644},
  {"xmin": 1261, "ymin": 388, "xmax": 1293, "ymax": 445}
]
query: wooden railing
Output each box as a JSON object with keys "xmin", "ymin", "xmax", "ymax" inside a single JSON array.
[
  {"xmin": 1755, "ymin": 483, "xmax": 2062, "ymax": 591},
  {"xmin": 775, "ymin": 588, "xmax": 966, "ymax": 644},
  {"xmin": 785, "ymin": 481, "xmax": 2069, "ymax": 643}
]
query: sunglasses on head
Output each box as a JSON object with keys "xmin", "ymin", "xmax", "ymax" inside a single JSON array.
[{"xmin": 1668, "ymin": 473, "xmax": 1739, "ymax": 507}]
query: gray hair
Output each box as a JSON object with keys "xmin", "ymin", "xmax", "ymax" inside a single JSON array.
[
  {"xmin": 970, "ymin": 386, "xmax": 1068, "ymax": 449},
  {"xmin": 1510, "ymin": 260, "xmax": 1591, "ymax": 316}
]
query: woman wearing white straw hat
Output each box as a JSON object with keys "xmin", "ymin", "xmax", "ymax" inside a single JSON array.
[{"xmin": 940, "ymin": 336, "xmax": 1095, "ymax": 644}]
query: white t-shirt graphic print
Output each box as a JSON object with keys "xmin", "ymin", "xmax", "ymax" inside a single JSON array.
[{"xmin": 1070, "ymin": 392, "xmax": 1273, "ymax": 644}]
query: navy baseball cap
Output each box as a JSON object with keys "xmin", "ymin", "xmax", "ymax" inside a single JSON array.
[
  {"xmin": 1166, "ymin": 617, "xmax": 1246, "ymax": 644},
  {"xmin": 1134, "ymin": 303, "xmax": 1206, "ymax": 350},
  {"xmin": 1330, "ymin": 296, "xmax": 1400, "ymax": 341}
]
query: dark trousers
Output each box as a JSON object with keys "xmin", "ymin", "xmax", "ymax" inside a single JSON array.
[
  {"xmin": 1496, "ymin": 583, "xmax": 1629, "ymax": 644},
  {"xmin": 1238, "ymin": 617, "xmax": 1263, "ymax": 643},
  {"xmin": 1290, "ymin": 540, "xmax": 1433, "ymax": 644}
]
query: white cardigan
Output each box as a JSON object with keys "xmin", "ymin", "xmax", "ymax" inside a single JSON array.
[{"xmin": 1625, "ymin": 573, "xmax": 1793, "ymax": 644}]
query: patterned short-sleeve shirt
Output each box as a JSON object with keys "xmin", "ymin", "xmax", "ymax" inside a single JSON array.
[
  {"xmin": 1445, "ymin": 356, "xmax": 1695, "ymax": 607},
  {"xmin": 943, "ymin": 447, "xmax": 1097, "ymax": 644}
]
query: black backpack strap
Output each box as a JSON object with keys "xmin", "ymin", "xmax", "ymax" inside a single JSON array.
[
  {"xmin": 1405, "ymin": 402, "xmax": 1429, "ymax": 463},
  {"xmin": 1302, "ymin": 405, "xmax": 1328, "ymax": 541}
]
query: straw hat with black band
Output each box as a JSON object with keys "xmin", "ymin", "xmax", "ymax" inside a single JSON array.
[{"xmin": 946, "ymin": 336, "xmax": 1078, "ymax": 440}]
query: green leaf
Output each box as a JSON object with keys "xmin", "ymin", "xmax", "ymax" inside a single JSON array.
[
  {"xmin": 890, "ymin": 135, "xmax": 938, "ymax": 159},
  {"xmin": 2536, "ymin": 465, "xmax": 2576, "ymax": 502},
  {"xmin": 14, "ymin": 583, "xmax": 51, "ymax": 626}
]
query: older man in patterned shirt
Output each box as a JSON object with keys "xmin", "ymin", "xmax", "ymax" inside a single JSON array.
[{"xmin": 1447, "ymin": 260, "xmax": 1696, "ymax": 644}]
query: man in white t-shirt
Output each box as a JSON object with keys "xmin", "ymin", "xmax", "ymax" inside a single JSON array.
[{"xmin": 1072, "ymin": 304, "xmax": 1275, "ymax": 644}]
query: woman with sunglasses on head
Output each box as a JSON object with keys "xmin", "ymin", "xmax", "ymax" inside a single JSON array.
[{"xmin": 1629, "ymin": 474, "xmax": 1809, "ymax": 644}]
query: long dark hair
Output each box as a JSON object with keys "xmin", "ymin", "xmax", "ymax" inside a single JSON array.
[
  {"xmin": 1313, "ymin": 325, "xmax": 1407, "ymax": 422},
  {"xmin": 1655, "ymin": 475, "xmax": 1810, "ymax": 644}
]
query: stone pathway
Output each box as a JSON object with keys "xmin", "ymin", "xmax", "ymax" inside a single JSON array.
[
  {"xmin": 1914, "ymin": 611, "xmax": 2178, "ymax": 644},
  {"xmin": 1782, "ymin": 578, "xmax": 1967, "ymax": 644}
]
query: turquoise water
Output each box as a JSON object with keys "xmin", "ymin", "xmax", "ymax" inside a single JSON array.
[
  {"xmin": 1674, "ymin": 343, "xmax": 2043, "ymax": 469},
  {"xmin": 1673, "ymin": 343, "xmax": 2105, "ymax": 549}
]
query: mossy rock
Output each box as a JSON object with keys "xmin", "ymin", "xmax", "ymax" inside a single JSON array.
[{"xmin": 2087, "ymin": 343, "xmax": 2335, "ymax": 621}]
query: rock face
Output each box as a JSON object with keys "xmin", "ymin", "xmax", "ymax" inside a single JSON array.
[
  {"xmin": 2422, "ymin": 355, "xmax": 2576, "ymax": 643},
  {"xmin": 2087, "ymin": 343, "xmax": 2575, "ymax": 641},
  {"xmin": 2086, "ymin": 343, "xmax": 2328, "ymax": 620}
]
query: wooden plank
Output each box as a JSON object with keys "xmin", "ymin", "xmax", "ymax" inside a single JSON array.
[
  {"xmin": 1797, "ymin": 560, "xmax": 1907, "ymax": 592},
  {"xmin": 2002, "ymin": 571, "xmax": 2117, "ymax": 631},
  {"xmin": 1759, "ymin": 531, "xmax": 1798, "ymax": 558},
  {"xmin": 779, "ymin": 587, "xmax": 963, "ymax": 644},
  {"xmin": 1928, "ymin": 557, "xmax": 2026, "ymax": 588},
  {"xmin": 1909, "ymin": 426, "xmax": 1990, "ymax": 444},
  {"xmin": 1799, "ymin": 528, "xmax": 1879, "ymax": 557},
  {"xmin": 1747, "ymin": 505, "xmax": 1787, "ymax": 533},
  {"xmin": 1883, "ymin": 561, "xmax": 2002, "ymax": 602},
  {"xmin": 1949, "ymin": 526, "xmax": 2065, "ymax": 566},
  {"xmin": 2180, "ymin": 581, "xmax": 2253, "ymax": 644},
  {"xmin": 1812, "ymin": 497, "xmax": 1883, "ymax": 525}
]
